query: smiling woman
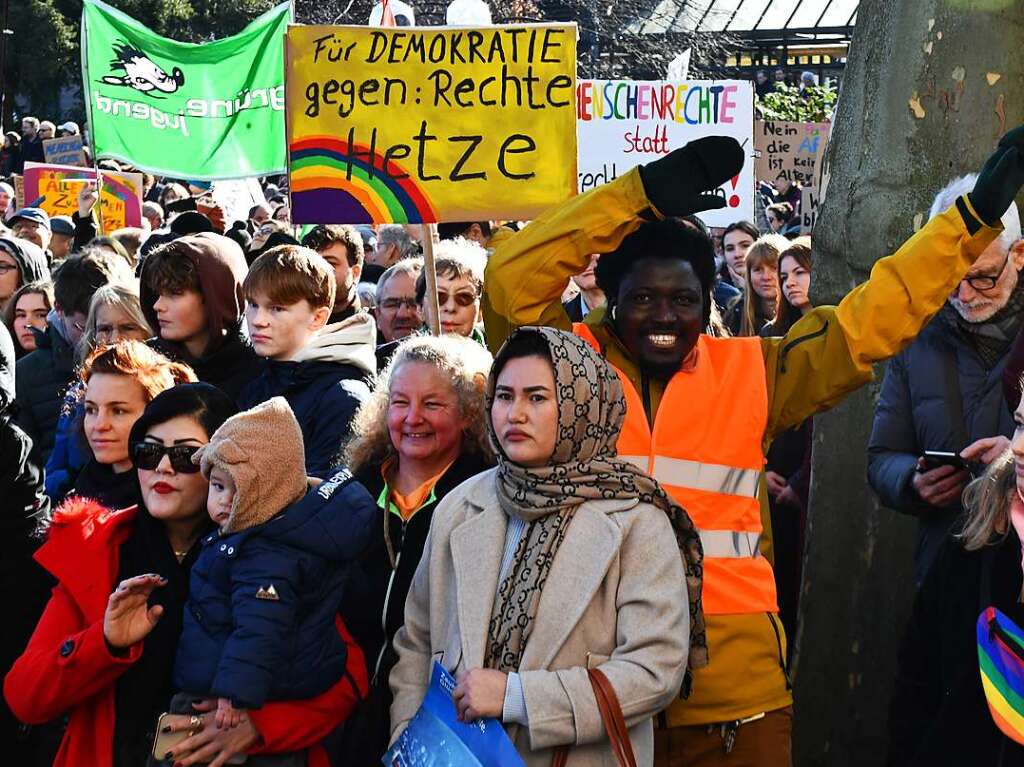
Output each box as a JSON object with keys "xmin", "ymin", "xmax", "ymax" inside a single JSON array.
[{"xmin": 338, "ymin": 334, "xmax": 494, "ymax": 763}]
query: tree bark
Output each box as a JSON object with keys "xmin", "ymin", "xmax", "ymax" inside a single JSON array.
[{"xmin": 794, "ymin": 1, "xmax": 1023, "ymax": 765}]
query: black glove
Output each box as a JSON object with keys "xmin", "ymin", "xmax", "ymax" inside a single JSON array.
[
  {"xmin": 970, "ymin": 125, "xmax": 1024, "ymax": 226},
  {"xmin": 639, "ymin": 136, "xmax": 746, "ymax": 217}
]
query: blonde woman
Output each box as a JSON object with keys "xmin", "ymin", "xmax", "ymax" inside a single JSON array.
[
  {"xmin": 888, "ymin": 414, "xmax": 1023, "ymax": 766},
  {"xmin": 738, "ymin": 234, "xmax": 788, "ymax": 337}
]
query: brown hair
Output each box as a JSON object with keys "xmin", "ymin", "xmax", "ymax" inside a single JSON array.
[
  {"xmin": 766, "ymin": 202, "xmax": 795, "ymax": 225},
  {"xmin": 243, "ymin": 244, "xmax": 336, "ymax": 310},
  {"xmin": 771, "ymin": 237, "xmax": 813, "ymax": 334},
  {"xmin": 144, "ymin": 244, "xmax": 201, "ymax": 295},
  {"xmin": 301, "ymin": 225, "xmax": 364, "ymax": 268},
  {"xmin": 80, "ymin": 339, "xmax": 196, "ymax": 401},
  {"xmin": 739, "ymin": 234, "xmax": 788, "ymax": 336},
  {"xmin": 3, "ymin": 280, "xmax": 53, "ymax": 344}
]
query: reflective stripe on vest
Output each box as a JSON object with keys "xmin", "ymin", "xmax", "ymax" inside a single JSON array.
[{"xmin": 575, "ymin": 322, "xmax": 778, "ymax": 615}]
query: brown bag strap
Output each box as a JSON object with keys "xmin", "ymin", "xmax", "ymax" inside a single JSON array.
[{"xmin": 551, "ymin": 668, "xmax": 637, "ymax": 767}]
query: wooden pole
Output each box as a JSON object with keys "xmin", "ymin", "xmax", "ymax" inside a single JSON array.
[{"xmin": 421, "ymin": 223, "xmax": 441, "ymax": 336}]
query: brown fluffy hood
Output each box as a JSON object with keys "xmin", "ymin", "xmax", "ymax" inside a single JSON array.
[
  {"xmin": 140, "ymin": 232, "xmax": 248, "ymax": 354},
  {"xmin": 193, "ymin": 397, "xmax": 307, "ymax": 533}
]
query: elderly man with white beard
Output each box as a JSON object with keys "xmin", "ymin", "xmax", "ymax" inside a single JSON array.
[{"xmin": 868, "ymin": 173, "xmax": 1024, "ymax": 584}]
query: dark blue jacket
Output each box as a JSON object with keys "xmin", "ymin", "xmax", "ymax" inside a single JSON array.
[
  {"xmin": 867, "ymin": 313, "xmax": 1015, "ymax": 582},
  {"xmin": 173, "ymin": 469, "xmax": 375, "ymax": 708},
  {"xmin": 238, "ymin": 359, "xmax": 371, "ymax": 474}
]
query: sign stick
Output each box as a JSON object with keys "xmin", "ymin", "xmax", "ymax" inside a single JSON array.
[{"xmin": 421, "ymin": 224, "xmax": 441, "ymax": 336}]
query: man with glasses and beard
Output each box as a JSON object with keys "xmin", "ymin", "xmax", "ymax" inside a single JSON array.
[{"xmin": 869, "ymin": 173, "xmax": 1024, "ymax": 584}]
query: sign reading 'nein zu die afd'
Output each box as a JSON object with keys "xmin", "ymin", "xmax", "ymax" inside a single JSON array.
[{"xmin": 286, "ymin": 24, "xmax": 578, "ymax": 225}]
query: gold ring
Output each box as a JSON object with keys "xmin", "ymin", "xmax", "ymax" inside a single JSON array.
[{"xmin": 189, "ymin": 714, "xmax": 202, "ymax": 729}]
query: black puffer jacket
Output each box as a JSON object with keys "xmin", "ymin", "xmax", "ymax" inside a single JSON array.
[
  {"xmin": 868, "ymin": 315, "xmax": 1016, "ymax": 582},
  {"xmin": 14, "ymin": 322, "xmax": 77, "ymax": 465},
  {"xmin": 888, "ymin": 526, "xmax": 1024, "ymax": 766}
]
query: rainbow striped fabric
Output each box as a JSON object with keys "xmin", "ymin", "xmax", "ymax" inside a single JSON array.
[{"xmin": 978, "ymin": 606, "xmax": 1024, "ymax": 744}]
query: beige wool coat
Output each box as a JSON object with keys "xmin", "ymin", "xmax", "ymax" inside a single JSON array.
[{"xmin": 389, "ymin": 468, "xmax": 690, "ymax": 766}]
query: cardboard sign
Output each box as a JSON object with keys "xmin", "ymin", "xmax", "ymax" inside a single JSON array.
[
  {"xmin": 286, "ymin": 24, "xmax": 578, "ymax": 224},
  {"xmin": 575, "ymin": 79, "xmax": 755, "ymax": 228},
  {"xmin": 800, "ymin": 185, "xmax": 820, "ymax": 234},
  {"xmin": 754, "ymin": 121, "xmax": 829, "ymax": 188},
  {"xmin": 23, "ymin": 162, "xmax": 143, "ymax": 232},
  {"xmin": 42, "ymin": 135, "xmax": 87, "ymax": 167}
]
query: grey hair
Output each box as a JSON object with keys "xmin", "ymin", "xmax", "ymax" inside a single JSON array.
[
  {"xmin": 930, "ymin": 173, "xmax": 1022, "ymax": 248},
  {"xmin": 78, "ymin": 282, "xmax": 154, "ymax": 359},
  {"xmin": 377, "ymin": 224, "xmax": 419, "ymax": 259},
  {"xmin": 433, "ymin": 237, "xmax": 487, "ymax": 285},
  {"xmin": 376, "ymin": 257, "xmax": 424, "ymax": 304},
  {"xmin": 342, "ymin": 334, "xmax": 494, "ymax": 472}
]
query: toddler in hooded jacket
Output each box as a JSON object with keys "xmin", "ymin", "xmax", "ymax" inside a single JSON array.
[{"xmin": 172, "ymin": 397, "xmax": 375, "ymax": 733}]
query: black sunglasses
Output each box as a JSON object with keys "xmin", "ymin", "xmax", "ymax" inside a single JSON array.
[{"xmin": 132, "ymin": 442, "xmax": 201, "ymax": 473}]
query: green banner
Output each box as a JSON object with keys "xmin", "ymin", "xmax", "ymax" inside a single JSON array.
[{"xmin": 82, "ymin": 0, "xmax": 290, "ymax": 180}]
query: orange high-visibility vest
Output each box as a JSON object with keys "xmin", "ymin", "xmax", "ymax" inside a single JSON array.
[{"xmin": 575, "ymin": 324, "xmax": 778, "ymax": 615}]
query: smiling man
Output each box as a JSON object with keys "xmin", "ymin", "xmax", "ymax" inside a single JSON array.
[{"xmin": 483, "ymin": 130, "xmax": 1024, "ymax": 766}]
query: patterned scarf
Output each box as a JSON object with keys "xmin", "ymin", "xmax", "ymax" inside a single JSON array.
[
  {"xmin": 483, "ymin": 327, "xmax": 707, "ymax": 676},
  {"xmin": 941, "ymin": 277, "xmax": 1024, "ymax": 369}
]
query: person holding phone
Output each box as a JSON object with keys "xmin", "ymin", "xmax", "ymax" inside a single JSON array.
[
  {"xmin": 869, "ymin": 170, "xmax": 1024, "ymax": 584},
  {"xmin": 4, "ymin": 383, "xmax": 367, "ymax": 767}
]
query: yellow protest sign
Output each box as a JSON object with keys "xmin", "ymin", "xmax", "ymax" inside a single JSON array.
[{"xmin": 286, "ymin": 24, "xmax": 577, "ymax": 224}]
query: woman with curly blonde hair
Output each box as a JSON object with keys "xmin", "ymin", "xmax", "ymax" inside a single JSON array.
[{"xmin": 338, "ymin": 334, "xmax": 494, "ymax": 765}]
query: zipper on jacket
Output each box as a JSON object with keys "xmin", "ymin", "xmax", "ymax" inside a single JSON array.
[
  {"xmin": 373, "ymin": 519, "xmax": 407, "ymax": 685},
  {"xmin": 767, "ymin": 612, "xmax": 792, "ymax": 690},
  {"xmin": 779, "ymin": 321, "xmax": 829, "ymax": 374}
]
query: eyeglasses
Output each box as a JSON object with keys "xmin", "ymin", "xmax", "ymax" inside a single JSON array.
[
  {"xmin": 961, "ymin": 251, "xmax": 1011, "ymax": 292},
  {"xmin": 437, "ymin": 291, "xmax": 478, "ymax": 308},
  {"xmin": 380, "ymin": 297, "xmax": 419, "ymax": 311},
  {"xmin": 132, "ymin": 442, "xmax": 201, "ymax": 473}
]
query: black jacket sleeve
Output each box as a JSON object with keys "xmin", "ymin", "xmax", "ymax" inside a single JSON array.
[{"xmin": 868, "ymin": 353, "xmax": 925, "ymax": 514}]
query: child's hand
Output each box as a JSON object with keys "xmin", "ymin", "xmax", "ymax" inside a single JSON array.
[{"xmin": 215, "ymin": 697, "xmax": 244, "ymax": 729}]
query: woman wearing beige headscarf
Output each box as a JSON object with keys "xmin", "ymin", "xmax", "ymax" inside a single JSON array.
[{"xmin": 389, "ymin": 327, "xmax": 705, "ymax": 765}]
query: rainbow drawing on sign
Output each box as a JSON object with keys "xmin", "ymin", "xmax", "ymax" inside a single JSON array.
[{"xmin": 290, "ymin": 136, "xmax": 437, "ymax": 224}]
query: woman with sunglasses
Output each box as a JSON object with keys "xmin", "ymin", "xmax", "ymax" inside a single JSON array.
[
  {"xmin": 5, "ymin": 383, "xmax": 369, "ymax": 767},
  {"xmin": 413, "ymin": 243, "xmax": 487, "ymax": 344}
]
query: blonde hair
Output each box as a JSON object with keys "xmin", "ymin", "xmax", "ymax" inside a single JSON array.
[
  {"xmin": 960, "ymin": 448, "xmax": 1017, "ymax": 551},
  {"xmin": 78, "ymin": 283, "xmax": 154, "ymax": 359},
  {"xmin": 343, "ymin": 335, "xmax": 493, "ymax": 472},
  {"xmin": 739, "ymin": 234, "xmax": 789, "ymax": 336}
]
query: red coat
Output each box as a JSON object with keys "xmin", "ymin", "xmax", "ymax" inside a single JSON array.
[{"xmin": 3, "ymin": 498, "xmax": 367, "ymax": 767}]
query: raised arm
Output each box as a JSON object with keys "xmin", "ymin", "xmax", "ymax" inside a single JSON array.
[
  {"xmin": 762, "ymin": 123, "xmax": 1024, "ymax": 440},
  {"xmin": 4, "ymin": 582, "xmax": 142, "ymax": 724}
]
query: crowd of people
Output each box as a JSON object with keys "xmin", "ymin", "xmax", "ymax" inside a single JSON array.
[{"xmin": 2, "ymin": 106, "xmax": 1024, "ymax": 767}]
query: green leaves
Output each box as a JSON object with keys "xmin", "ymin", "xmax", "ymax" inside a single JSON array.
[{"xmin": 756, "ymin": 83, "xmax": 838, "ymax": 123}]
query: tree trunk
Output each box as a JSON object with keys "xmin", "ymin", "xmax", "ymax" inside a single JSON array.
[{"xmin": 794, "ymin": 1, "xmax": 1024, "ymax": 765}]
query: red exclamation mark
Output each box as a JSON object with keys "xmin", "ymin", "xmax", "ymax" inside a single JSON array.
[{"xmin": 728, "ymin": 175, "xmax": 740, "ymax": 208}]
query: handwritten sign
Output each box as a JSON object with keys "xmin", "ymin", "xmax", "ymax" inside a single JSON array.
[
  {"xmin": 575, "ymin": 79, "xmax": 755, "ymax": 228},
  {"xmin": 43, "ymin": 135, "xmax": 87, "ymax": 167},
  {"xmin": 286, "ymin": 24, "xmax": 578, "ymax": 225},
  {"xmin": 23, "ymin": 162, "xmax": 143, "ymax": 232},
  {"xmin": 754, "ymin": 121, "xmax": 829, "ymax": 188},
  {"xmin": 800, "ymin": 186, "xmax": 820, "ymax": 234}
]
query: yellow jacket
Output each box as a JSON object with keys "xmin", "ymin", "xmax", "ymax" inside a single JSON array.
[{"xmin": 482, "ymin": 168, "xmax": 1002, "ymax": 725}]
